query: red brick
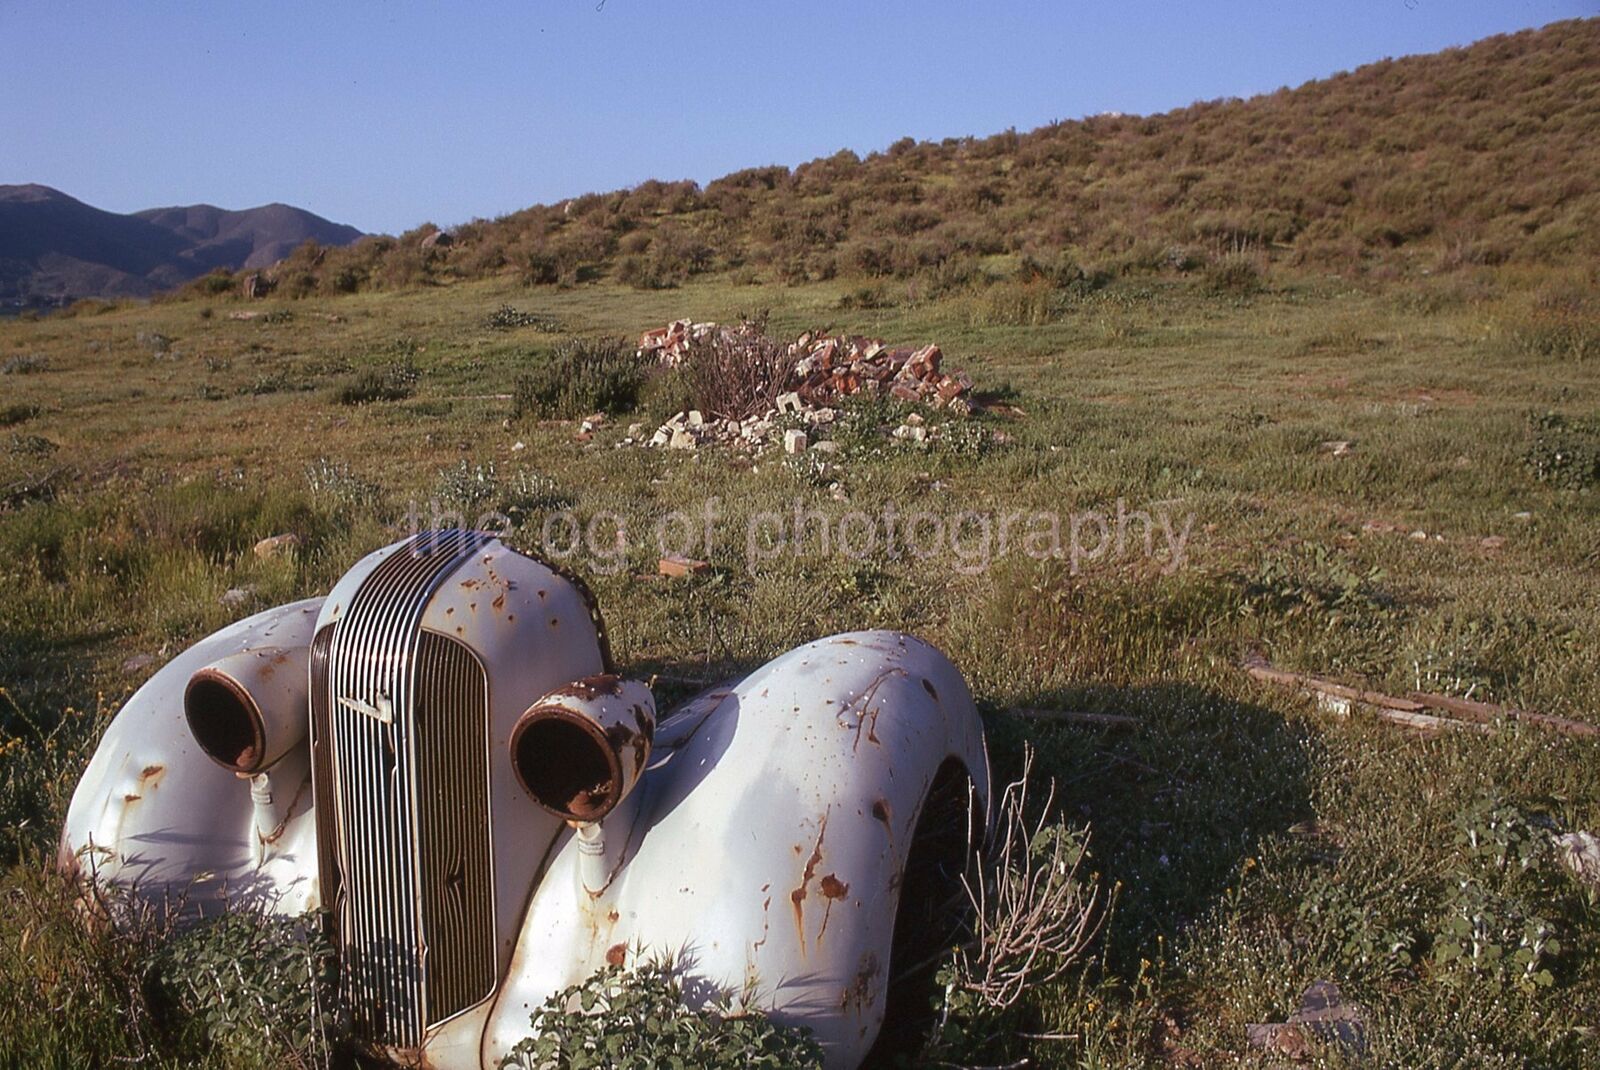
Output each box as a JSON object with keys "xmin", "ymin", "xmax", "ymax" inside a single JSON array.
[{"xmin": 659, "ymin": 554, "xmax": 711, "ymax": 578}]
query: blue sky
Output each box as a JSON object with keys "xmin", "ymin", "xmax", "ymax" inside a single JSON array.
[{"xmin": 1, "ymin": 1, "xmax": 1591, "ymax": 234}]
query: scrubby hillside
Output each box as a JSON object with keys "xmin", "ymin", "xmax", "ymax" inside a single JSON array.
[{"xmin": 256, "ymin": 17, "xmax": 1596, "ymax": 299}]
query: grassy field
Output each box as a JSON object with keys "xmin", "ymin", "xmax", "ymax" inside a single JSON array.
[{"xmin": 2, "ymin": 264, "xmax": 1598, "ymax": 1067}]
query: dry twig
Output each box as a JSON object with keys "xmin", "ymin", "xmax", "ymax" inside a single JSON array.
[{"xmin": 953, "ymin": 748, "xmax": 1104, "ymax": 1010}]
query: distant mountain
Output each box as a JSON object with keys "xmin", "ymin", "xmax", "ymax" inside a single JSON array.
[{"xmin": 0, "ymin": 185, "xmax": 363, "ymax": 307}]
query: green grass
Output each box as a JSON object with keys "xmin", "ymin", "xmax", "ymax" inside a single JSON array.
[{"xmin": 1, "ymin": 264, "xmax": 1598, "ymax": 1066}]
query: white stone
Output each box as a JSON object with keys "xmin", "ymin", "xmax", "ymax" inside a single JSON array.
[
  {"xmin": 784, "ymin": 429, "xmax": 809, "ymax": 454},
  {"xmin": 1556, "ymin": 831, "xmax": 1600, "ymax": 891},
  {"xmin": 253, "ymin": 533, "xmax": 301, "ymax": 560}
]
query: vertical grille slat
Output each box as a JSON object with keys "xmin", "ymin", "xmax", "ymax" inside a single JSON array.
[
  {"xmin": 309, "ymin": 626, "xmax": 338, "ymax": 905},
  {"xmin": 416, "ymin": 631, "xmax": 495, "ymax": 1019},
  {"xmin": 308, "ymin": 531, "xmax": 496, "ymax": 1049}
]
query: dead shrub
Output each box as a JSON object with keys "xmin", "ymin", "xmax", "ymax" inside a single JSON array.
[
  {"xmin": 1203, "ymin": 255, "xmax": 1266, "ymax": 295},
  {"xmin": 952, "ymin": 748, "xmax": 1105, "ymax": 1010},
  {"xmin": 679, "ymin": 317, "xmax": 799, "ymax": 420}
]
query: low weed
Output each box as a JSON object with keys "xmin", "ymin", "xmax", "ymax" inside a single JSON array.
[
  {"xmin": 0, "ymin": 864, "xmax": 181, "ymax": 1067},
  {"xmin": 486, "ymin": 304, "xmax": 560, "ymax": 332},
  {"xmin": 498, "ymin": 960, "xmax": 823, "ymax": 1070},
  {"xmin": 147, "ymin": 909, "xmax": 345, "ymax": 1068},
  {"xmin": 330, "ymin": 358, "xmax": 419, "ymax": 405},
  {"xmin": 304, "ymin": 458, "xmax": 382, "ymax": 512},
  {"xmin": 1524, "ymin": 411, "xmax": 1600, "ymax": 489},
  {"xmin": 6, "ymin": 433, "xmax": 57, "ymax": 457},
  {"xmin": 1498, "ymin": 283, "xmax": 1599, "ymax": 362},
  {"xmin": 1, "ymin": 354, "xmax": 49, "ymax": 375}
]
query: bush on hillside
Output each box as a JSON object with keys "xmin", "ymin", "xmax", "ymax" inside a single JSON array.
[{"xmin": 1203, "ymin": 256, "xmax": 1266, "ymax": 295}]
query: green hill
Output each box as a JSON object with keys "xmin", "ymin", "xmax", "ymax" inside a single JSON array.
[{"xmin": 231, "ymin": 18, "xmax": 1598, "ymax": 298}]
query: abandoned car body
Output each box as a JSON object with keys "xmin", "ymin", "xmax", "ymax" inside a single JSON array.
[{"xmin": 61, "ymin": 531, "xmax": 991, "ymax": 1068}]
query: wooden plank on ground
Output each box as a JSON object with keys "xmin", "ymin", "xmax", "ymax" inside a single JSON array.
[
  {"xmin": 1409, "ymin": 692, "xmax": 1599, "ymax": 739},
  {"xmin": 1370, "ymin": 706, "xmax": 1491, "ymax": 734},
  {"xmin": 1305, "ymin": 691, "xmax": 1490, "ymax": 734},
  {"xmin": 1244, "ymin": 664, "xmax": 1427, "ymax": 712}
]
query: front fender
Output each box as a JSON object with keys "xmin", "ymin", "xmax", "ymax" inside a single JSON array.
[
  {"xmin": 483, "ymin": 630, "xmax": 989, "ymax": 1069},
  {"xmin": 59, "ymin": 598, "xmax": 323, "ymax": 912}
]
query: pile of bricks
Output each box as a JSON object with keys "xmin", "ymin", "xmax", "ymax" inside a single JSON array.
[
  {"xmin": 788, "ymin": 333, "xmax": 976, "ymax": 415},
  {"xmin": 636, "ymin": 322, "xmax": 978, "ymax": 416},
  {"xmin": 633, "ymin": 402, "xmax": 837, "ymax": 452},
  {"xmin": 629, "ymin": 320, "xmax": 984, "ymax": 458},
  {"xmin": 635, "ymin": 319, "xmax": 719, "ymax": 367}
]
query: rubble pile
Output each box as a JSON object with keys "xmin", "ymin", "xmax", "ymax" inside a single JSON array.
[
  {"xmin": 630, "ymin": 319, "xmax": 979, "ymax": 454},
  {"xmin": 628, "ymin": 399, "xmax": 835, "ymax": 452},
  {"xmin": 635, "ymin": 319, "xmax": 717, "ymax": 366},
  {"xmin": 792, "ymin": 334, "xmax": 974, "ymax": 414},
  {"xmin": 637, "ymin": 320, "xmax": 978, "ymax": 416}
]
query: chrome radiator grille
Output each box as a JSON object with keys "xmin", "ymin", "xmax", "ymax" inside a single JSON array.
[
  {"xmin": 309, "ymin": 531, "xmax": 495, "ymax": 1047},
  {"xmin": 414, "ymin": 630, "xmax": 496, "ymax": 1020}
]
